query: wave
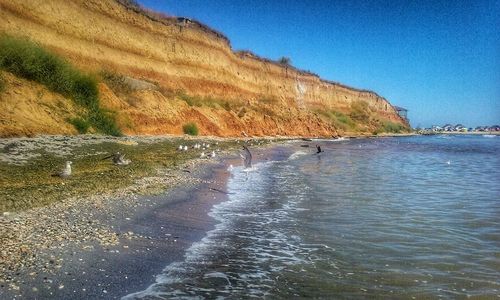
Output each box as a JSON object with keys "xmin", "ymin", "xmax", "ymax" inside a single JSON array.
[
  {"xmin": 288, "ymin": 150, "xmax": 309, "ymax": 160},
  {"xmin": 123, "ymin": 160, "xmax": 324, "ymax": 299}
]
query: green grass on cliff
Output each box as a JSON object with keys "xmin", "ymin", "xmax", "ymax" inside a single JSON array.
[
  {"xmin": 177, "ymin": 90, "xmax": 234, "ymax": 111},
  {"xmin": 373, "ymin": 121, "xmax": 407, "ymax": 135},
  {"xmin": 314, "ymin": 109, "xmax": 356, "ymax": 131},
  {"xmin": 0, "ymin": 73, "xmax": 4, "ymax": 93},
  {"xmin": 0, "ymin": 34, "xmax": 121, "ymax": 136},
  {"xmin": 182, "ymin": 122, "xmax": 199, "ymax": 135}
]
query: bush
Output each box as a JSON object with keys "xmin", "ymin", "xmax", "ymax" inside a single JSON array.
[
  {"xmin": 349, "ymin": 101, "xmax": 370, "ymax": 122},
  {"xmin": 0, "ymin": 34, "xmax": 121, "ymax": 136},
  {"xmin": 278, "ymin": 56, "xmax": 291, "ymax": 66},
  {"xmin": 182, "ymin": 122, "xmax": 199, "ymax": 136},
  {"xmin": 100, "ymin": 70, "xmax": 133, "ymax": 95},
  {"xmin": 379, "ymin": 121, "xmax": 405, "ymax": 133},
  {"xmin": 0, "ymin": 74, "xmax": 4, "ymax": 93},
  {"xmin": 314, "ymin": 109, "xmax": 355, "ymax": 131},
  {"xmin": 177, "ymin": 90, "xmax": 238, "ymax": 111},
  {"xmin": 178, "ymin": 91, "xmax": 203, "ymax": 107},
  {"xmin": 68, "ymin": 117, "xmax": 90, "ymax": 134}
]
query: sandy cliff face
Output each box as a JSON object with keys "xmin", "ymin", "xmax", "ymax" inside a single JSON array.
[{"xmin": 0, "ymin": 0, "xmax": 408, "ymax": 137}]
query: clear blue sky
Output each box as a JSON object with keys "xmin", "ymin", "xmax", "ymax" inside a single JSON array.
[{"xmin": 138, "ymin": 0, "xmax": 499, "ymax": 128}]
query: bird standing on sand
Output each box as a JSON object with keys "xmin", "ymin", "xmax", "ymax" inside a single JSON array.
[
  {"xmin": 103, "ymin": 152, "xmax": 131, "ymax": 166},
  {"xmin": 316, "ymin": 145, "xmax": 323, "ymax": 154},
  {"xmin": 200, "ymin": 152, "xmax": 205, "ymax": 158},
  {"xmin": 240, "ymin": 145, "xmax": 252, "ymax": 169},
  {"xmin": 52, "ymin": 161, "xmax": 72, "ymax": 178}
]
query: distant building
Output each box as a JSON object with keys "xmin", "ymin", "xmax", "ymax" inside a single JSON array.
[
  {"xmin": 394, "ymin": 106, "xmax": 408, "ymax": 121},
  {"xmin": 443, "ymin": 124, "xmax": 453, "ymax": 131},
  {"xmin": 454, "ymin": 124, "xmax": 465, "ymax": 132},
  {"xmin": 432, "ymin": 125, "xmax": 442, "ymax": 132}
]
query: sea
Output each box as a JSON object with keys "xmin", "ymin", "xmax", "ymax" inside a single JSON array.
[{"xmin": 125, "ymin": 135, "xmax": 500, "ymax": 299}]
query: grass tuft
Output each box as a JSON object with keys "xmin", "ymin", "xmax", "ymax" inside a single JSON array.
[
  {"xmin": 177, "ymin": 90, "xmax": 236, "ymax": 111},
  {"xmin": 0, "ymin": 73, "xmax": 4, "ymax": 93},
  {"xmin": 314, "ymin": 109, "xmax": 356, "ymax": 131},
  {"xmin": 0, "ymin": 34, "xmax": 121, "ymax": 136},
  {"xmin": 349, "ymin": 100, "xmax": 370, "ymax": 122},
  {"xmin": 374, "ymin": 121, "xmax": 406, "ymax": 134},
  {"xmin": 182, "ymin": 122, "xmax": 199, "ymax": 135},
  {"xmin": 68, "ymin": 117, "xmax": 91, "ymax": 134}
]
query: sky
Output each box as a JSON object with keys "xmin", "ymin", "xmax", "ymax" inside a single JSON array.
[{"xmin": 138, "ymin": 0, "xmax": 499, "ymax": 128}]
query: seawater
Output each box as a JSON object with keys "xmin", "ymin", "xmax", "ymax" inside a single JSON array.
[{"xmin": 125, "ymin": 135, "xmax": 500, "ymax": 299}]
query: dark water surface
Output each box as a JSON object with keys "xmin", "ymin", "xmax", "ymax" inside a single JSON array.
[{"xmin": 126, "ymin": 135, "xmax": 500, "ymax": 299}]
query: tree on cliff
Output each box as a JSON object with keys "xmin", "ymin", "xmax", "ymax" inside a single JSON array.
[
  {"xmin": 279, "ymin": 56, "xmax": 291, "ymax": 66},
  {"xmin": 278, "ymin": 56, "xmax": 291, "ymax": 76}
]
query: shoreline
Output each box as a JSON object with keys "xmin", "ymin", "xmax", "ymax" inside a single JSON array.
[
  {"xmin": 1, "ymin": 156, "xmax": 234, "ymax": 299},
  {"xmin": 0, "ymin": 135, "xmax": 292, "ymax": 299}
]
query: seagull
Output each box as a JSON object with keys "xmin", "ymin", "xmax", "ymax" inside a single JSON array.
[
  {"xmin": 178, "ymin": 145, "xmax": 184, "ymax": 151},
  {"xmin": 183, "ymin": 145, "xmax": 188, "ymax": 151},
  {"xmin": 240, "ymin": 145, "xmax": 252, "ymax": 169},
  {"xmin": 52, "ymin": 161, "xmax": 72, "ymax": 178},
  {"xmin": 200, "ymin": 152, "xmax": 205, "ymax": 158},
  {"xmin": 316, "ymin": 145, "xmax": 323, "ymax": 154},
  {"xmin": 209, "ymin": 150, "xmax": 216, "ymax": 158},
  {"xmin": 103, "ymin": 152, "xmax": 131, "ymax": 166}
]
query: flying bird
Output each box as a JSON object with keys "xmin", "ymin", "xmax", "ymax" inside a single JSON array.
[
  {"xmin": 316, "ymin": 145, "xmax": 323, "ymax": 154},
  {"xmin": 52, "ymin": 161, "xmax": 72, "ymax": 178},
  {"xmin": 240, "ymin": 145, "xmax": 252, "ymax": 169},
  {"xmin": 103, "ymin": 152, "xmax": 131, "ymax": 166}
]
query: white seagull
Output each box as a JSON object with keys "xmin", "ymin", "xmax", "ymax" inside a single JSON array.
[{"xmin": 52, "ymin": 161, "xmax": 72, "ymax": 178}]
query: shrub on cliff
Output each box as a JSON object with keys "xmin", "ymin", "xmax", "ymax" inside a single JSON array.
[
  {"xmin": 0, "ymin": 34, "xmax": 121, "ymax": 136},
  {"xmin": 183, "ymin": 122, "xmax": 199, "ymax": 136},
  {"xmin": 379, "ymin": 121, "xmax": 405, "ymax": 134},
  {"xmin": 68, "ymin": 117, "xmax": 90, "ymax": 134},
  {"xmin": 278, "ymin": 56, "xmax": 291, "ymax": 66},
  {"xmin": 177, "ymin": 90, "xmax": 234, "ymax": 111},
  {"xmin": 0, "ymin": 73, "xmax": 4, "ymax": 93},
  {"xmin": 314, "ymin": 109, "xmax": 356, "ymax": 131},
  {"xmin": 349, "ymin": 101, "xmax": 370, "ymax": 122}
]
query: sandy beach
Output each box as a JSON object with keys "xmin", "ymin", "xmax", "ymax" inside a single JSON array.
[
  {"xmin": 0, "ymin": 135, "xmax": 290, "ymax": 299},
  {"xmin": 2, "ymin": 162, "xmax": 230, "ymax": 299}
]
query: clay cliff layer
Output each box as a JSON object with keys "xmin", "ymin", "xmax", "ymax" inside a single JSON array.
[{"xmin": 0, "ymin": 0, "xmax": 408, "ymax": 137}]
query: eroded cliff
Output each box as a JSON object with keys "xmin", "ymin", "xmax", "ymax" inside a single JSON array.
[{"xmin": 0, "ymin": 0, "xmax": 408, "ymax": 137}]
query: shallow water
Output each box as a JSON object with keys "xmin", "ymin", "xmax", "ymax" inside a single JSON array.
[{"xmin": 126, "ymin": 135, "xmax": 500, "ymax": 299}]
